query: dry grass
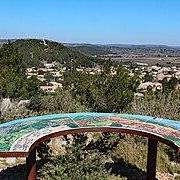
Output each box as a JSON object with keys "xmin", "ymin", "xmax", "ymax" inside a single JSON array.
[{"xmin": 130, "ymin": 91, "xmax": 180, "ymax": 120}]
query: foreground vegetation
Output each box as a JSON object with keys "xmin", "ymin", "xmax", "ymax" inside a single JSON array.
[{"xmin": 36, "ymin": 132, "xmax": 180, "ymax": 180}]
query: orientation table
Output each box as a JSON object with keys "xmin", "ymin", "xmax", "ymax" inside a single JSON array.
[{"xmin": 0, "ymin": 112, "xmax": 179, "ymax": 180}]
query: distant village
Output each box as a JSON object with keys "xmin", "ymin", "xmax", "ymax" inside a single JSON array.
[
  {"xmin": 129, "ymin": 63, "xmax": 180, "ymax": 96},
  {"xmin": 26, "ymin": 61, "xmax": 180, "ymax": 96}
]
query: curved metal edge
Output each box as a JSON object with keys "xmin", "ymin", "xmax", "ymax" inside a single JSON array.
[
  {"xmin": 0, "ymin": 152, "xmax": 28, "ymax": 157},
  {"xmin": 0, "ymin": 127, "xmax": 179, "ymax": 158}
]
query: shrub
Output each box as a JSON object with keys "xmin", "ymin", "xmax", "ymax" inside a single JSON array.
[
  {"xmin": 40, "ymin": 89, "xmax": 86, "ymax": 113},
  {"xmin": 130, "ymin": 90, "xmax": 180, "ymax": 120}
]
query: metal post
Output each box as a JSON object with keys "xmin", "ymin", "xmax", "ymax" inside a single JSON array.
[
  {"xmin": 146, "ymin": 139, "xmax": 158, "ymax": 180},
  {"xmin": 26, "ymin": 148, "xmax": 36, "ymax": 180}
]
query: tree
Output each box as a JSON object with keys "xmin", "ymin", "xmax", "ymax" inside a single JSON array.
[
  {"xmin": 0, "ymin": 42, "xmax": 40, "ymax": 99},
  {"xmin": 0, "ymin": 41, "xmax": 25, "ymax": 75},
  {"xmin": 64, "ymin": 64, "xmax": 139, "ymax": 112},
  {"xmin": 162, "ymin": 76, "xmax": 178, "ymax": 95},
  {"xmin": 144, "ymin": 73, "xmax": 153, "ymax": 82},
  {"xmin": 27, "ymin": 95, "xmax": 42, "ymax": 112},
  {"xmin": 44, "ymin": 72, "xmax": 54, "ymax": 82}
]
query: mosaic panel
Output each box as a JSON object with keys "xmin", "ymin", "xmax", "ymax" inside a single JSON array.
[{"xmin": 0, "ymin": 113, "xmax": 179, "ymax": 154}]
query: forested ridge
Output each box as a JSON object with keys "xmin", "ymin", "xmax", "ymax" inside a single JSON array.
[{"xmin": 12, "ymin": 39, "xmax": 99, "ymax": 68}]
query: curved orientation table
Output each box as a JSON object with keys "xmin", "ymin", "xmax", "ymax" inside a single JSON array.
[{"xmin": 0, "ymin": 112, "xmax": 179, "ymax": 180}]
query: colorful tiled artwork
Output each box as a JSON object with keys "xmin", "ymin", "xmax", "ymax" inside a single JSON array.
[{"xmin": 0, "ymin": 113, "xmax": 179, "ymax": 154}]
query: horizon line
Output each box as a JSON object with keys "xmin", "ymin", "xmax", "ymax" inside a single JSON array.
[{"xmin": 0, "ymin": 37, "xmax": 180, "ymax": 47}]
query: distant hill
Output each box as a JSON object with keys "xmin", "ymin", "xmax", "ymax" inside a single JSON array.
[
  {"xmin": 2, "ymin": 39, "xmax": 180, "ymax": 63},
  {"xmin": 64, "ymin": 43, "xmax": 179, "ymax": 56},
  {"xmin": 64, "ymin": 43, "xmax": 171, "ymax": 48},
  {"xmin": 11, "ymin": 39, "xmax": 97, "ymax": 68},
  {"xmin": 71, "ymin": 45, "xmax": 112, "ymax": 56},
  {"xmin": 0, "ymin": 39, "xmax": 16, "ymax": 45},
  {"xmin": 64, "ymin": 43, "xmax": 113, "ymax": 55},
  {"xmin": 105, "ymin": 44, "xmax": 171, "ymax": 48}
]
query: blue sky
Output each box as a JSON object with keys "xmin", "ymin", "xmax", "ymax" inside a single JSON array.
[{"xmin": 0, "ymin": 0, "xmax": 180, "ymax": 45}]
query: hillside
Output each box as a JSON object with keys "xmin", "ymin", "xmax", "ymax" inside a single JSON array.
[
  {"xmin": 68, "ymin": 44, "xmax": 112, "ymax": 55},
  {"xmin": 11, "ymin": 39, "xmax": 98, "ymax": 68},
  {"xmin": 65, "ymin": 43, "xmax": 180, "ymax": 57}
]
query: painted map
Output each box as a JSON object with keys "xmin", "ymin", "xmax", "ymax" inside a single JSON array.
[{"xmin": 0, "ymin": 113, "xmax": 179, "ymax": 155}]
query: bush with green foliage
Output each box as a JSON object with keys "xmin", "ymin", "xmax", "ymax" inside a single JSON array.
[
  {"xmin": 37, "ymin": 134, "xmax": 110, "ymax": 180},
  {"xmin": 39, "ymin": 89, "xmax": 86, "ymax": 113}
]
